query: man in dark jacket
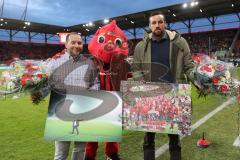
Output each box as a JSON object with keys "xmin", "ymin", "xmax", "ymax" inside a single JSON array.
[{"xmin": 132, "ymin": 11, "xmax": 195, "ymax": 160}]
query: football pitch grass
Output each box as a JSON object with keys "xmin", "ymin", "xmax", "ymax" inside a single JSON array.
[{"xmin": 0, "ymin": 69, "xmax": 240, "ymax": 160}]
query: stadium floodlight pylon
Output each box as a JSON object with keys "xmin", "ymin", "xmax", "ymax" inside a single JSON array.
[
  {"xmin": 0, "ymin": 0, "xmax": 4, "ymax": 18},
  {"xmin": 20, "ymin": 0, "xmax": 29, "ymax": 21}
]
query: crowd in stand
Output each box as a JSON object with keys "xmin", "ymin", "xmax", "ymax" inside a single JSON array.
[
  {"xmin": 234, "ymin": 35, "xmax": 240, "ymax": 57},
  {"xmin": 127, "ymin": 28, "xmax": 239, "ymax": 58},
  {"xmin": 0, "ymin": 29, "xmax": 239, "ymax": 65},
  {"xmin": 182, "ymin": 29, "xmax": 237, "ymax": 56},
  {"xmin": 0, "ymin": 41, "xmax": 65, "ymax": 65}
]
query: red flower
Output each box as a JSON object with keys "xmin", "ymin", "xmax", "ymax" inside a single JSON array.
[
  {"xmin": 237, "ymin": 94, "xmax": 240, "ymax": 104},
  {"xmin": 26, "ymin": 62, "xmax": 32, "ymax": 68},
  {"xmin": 26, "ymin": 68, "xmax": 34, "ymax": 73},
  {"xmin": 192, "ymin": 55, "xmax": 201, "ymax": 63},
  {"xmin": 21, "ymin": 75, "xmax": 33, "ymax": 86},
  {"xmin": 211, "ymin": 77, "xmax": 218, "ymax": 85},
  {"xmin": 37, "ymin": 73, "xmax": 43, "ymax": 79},
  {"xmin": 220, "ymin": 85, "xmax": 228, "ymax": 93},
  {"xmin": 200, "ymin": 65, "xmax": 212, "ymax": 72}
]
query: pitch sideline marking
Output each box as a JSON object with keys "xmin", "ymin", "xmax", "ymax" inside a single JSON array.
[
  {"xmin": 155, "ymin": 97, "xmax": 236, "ymax": 158},
  {"xmin": 233, "ymin": 136, "xmax": 240, "ymax": 147}
]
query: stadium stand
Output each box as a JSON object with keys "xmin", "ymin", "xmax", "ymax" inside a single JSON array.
[
  {"xmin": 182, "ymin": 28, "xmax": 238, "ymax": 56},
  {"xmin": 0, "ymin": 0, "xmax": 239, "ymax": 65},
  {"xmin": 125, "ymin": 28, "xmax": 240, "ymax": 58},
  {"xmin": 0, "ymin": 28, "xmax": 239, "ymax": 66},
  {"xmin": 0, "ymin": 41, "xmax": 92, "ymax": 65},
  {"xmin": 0, "ymin": 41, "xmax": 65, "ymax": 65}
]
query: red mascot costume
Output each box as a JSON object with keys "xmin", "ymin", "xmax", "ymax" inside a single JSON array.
[{"xmin": 85, "ymin": 20, "xmax": 130, "ymax": 160}]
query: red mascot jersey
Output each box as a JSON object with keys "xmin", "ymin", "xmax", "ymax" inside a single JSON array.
[{"xmin": 86, "ymin": 20, "xmax": 130, "ymax": 160}]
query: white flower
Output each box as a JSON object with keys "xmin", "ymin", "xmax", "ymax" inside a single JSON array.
[
  {"xmin": 7, "ymin": 81, "xmax": 16, "ymax": 90},
  {"xmin": 35, "ymin": 71, "xmax": 43, "ymax": 75},
  {"xmin": 32, "ymin": 76, "xmax": 41, "ymax": 84},
  {"xmin": 224, "ymin": 70, "xmax": 231, "ymax": 80},
  {"xmin": 10, "ymin": 76, "xmax": 17, "ymax": 81},
  {"xmin": 2, "ymin": 71, "xmax": 11, "ymax": 80}
]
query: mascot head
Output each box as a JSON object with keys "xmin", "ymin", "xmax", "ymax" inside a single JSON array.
[{"xmin": 88, "ymin": 20, "xmax": 129, "ymax": 63}]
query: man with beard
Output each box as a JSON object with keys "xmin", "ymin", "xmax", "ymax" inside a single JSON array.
[{"xmin": 132, "ymin": 11, "xmax": 195, "ymax": 160}]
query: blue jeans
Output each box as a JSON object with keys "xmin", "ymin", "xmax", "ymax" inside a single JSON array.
[{"xmin": 54, "ymin": 141, "xmax": 86, "ymax": 160}]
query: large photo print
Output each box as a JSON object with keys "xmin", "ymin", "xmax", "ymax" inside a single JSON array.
[
  {"xmin": 121, "ymin": 81, "xmax": 191, "ymax": 136},
  {"xmin": 44, "ymin": 90, "xmax": 122, "ymax": 142}
]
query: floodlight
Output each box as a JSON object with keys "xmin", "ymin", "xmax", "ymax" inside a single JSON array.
[
  {"xmin": 103, "ymin": 19, "xmax": 109, "ymax": 24},
  {"xmin": 190, "ymin": 2, "xmax": 195, "ymax": 7},
  {"xmin": 88, "ymin": 22, "xmax": 93, "ymax": 26},
  {"xmin": 24, "ymin": 22, "xmax": 31, "ymax": 25},
  {"xmin": 183, "ymin": 3, "xmax": 188, "ymax": 8}
]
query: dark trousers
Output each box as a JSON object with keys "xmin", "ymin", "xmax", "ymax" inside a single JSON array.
[{"xmin": 143, "ymin": 132, "xmax": 181, "ymax": 160}]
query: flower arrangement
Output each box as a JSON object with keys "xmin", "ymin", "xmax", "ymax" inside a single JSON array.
[
  {"xmin": 0, "ymin": 60, "xmax": 48, "ymax": 104},
  {"xmin": 192, "ymin": 54, "xmax": 239, "ymax": 96}
]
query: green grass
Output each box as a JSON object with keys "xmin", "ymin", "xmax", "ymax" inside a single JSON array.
[
  {"xmin": 159, "ymin": 101, "xmax": 240, "ymax": 160},
  {"xmin": 0, "ymin": 68, "xmax": 240, "ymax": 159},
  {"xmin": 45, "ymin": 119, "xmax": 121, "ymax": 142},
  {"xmin": 118, "ymin": 86, "xmax": 230, "ymax": 160},
  {"xmin": 232, "ymin": 67, "xmax": 240, "ymax": 79},
  {"xmin": 1, "ymin": 88, "xmax": 235, "ymax": 160},
  {"xmin": 0, "ymin": 96, "xmax": 54, "ymax": 160}
]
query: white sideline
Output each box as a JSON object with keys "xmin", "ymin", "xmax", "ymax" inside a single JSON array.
[
  {"xmin": 233, "ymin": 136, "xmax": 240, "ymax": 147},
  {"xmin": 155, "ymin": 97, "xmax": 236, "ymax": 158}
]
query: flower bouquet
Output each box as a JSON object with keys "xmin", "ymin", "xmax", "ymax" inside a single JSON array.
[
  {"xmin": 192, "ymin": 54, "xmax": 240, "ymax": 97},
  {"xmin": 0, "ymin": 60, "xmax": 48, "ymax": 104}
]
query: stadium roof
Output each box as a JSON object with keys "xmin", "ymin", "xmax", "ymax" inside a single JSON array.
[
  {"xmin": 0, "ymin": 18, "xmax": 65, "ymax": 35},
  {"xmin": 0, "ymin": 0, "xmax": 239, "ymax": 35},
  {"xmin": 71, "ymin": 0, "xmax": 240, "ymax": 35}
]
